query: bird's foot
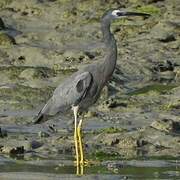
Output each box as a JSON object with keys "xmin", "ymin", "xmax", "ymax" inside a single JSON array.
[
  {"xmin": 74, "ymin": 159, "xmax": 89, "ymax": 166},
  {"xmin": 80, "ymin": 159, "xmax": 91, "ymax": 166}
]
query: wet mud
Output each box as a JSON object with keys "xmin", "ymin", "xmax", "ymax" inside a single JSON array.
[{"xmin": 0, "ymin": 0, "xmax": 179, "ymax": 179}]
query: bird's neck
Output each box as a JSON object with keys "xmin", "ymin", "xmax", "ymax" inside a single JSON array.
[{"xmin": 101, "ymin": 19, "xmax": 117, "ymax": 81}]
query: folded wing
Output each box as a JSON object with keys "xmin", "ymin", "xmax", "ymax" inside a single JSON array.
[{"xmin": 34, "ymin": 71, "xmax": 92, "ymax": 124}]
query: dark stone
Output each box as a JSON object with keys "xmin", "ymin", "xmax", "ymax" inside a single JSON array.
[
  {"xmin": 84, "ymin": 51, "xmax": 96, "ymax": 59},
  {"xmin": 10, "ymin": 146, "xmax": 25, "ymax": 154},
  {"xmin": 137, "ymin": 139, "xmax": 148, "ymax": 147},
  {"xmin": 0, "ymin": 17, "xmax": 5, "ymax": 30},
  {"xmin": 30, "ymin": 140, "xmax": 43, "ymax": 149},
  {"xmin": 0, "ymin": 127, "xmax": 7, "ymax": 138},
  {"xmin": 142, "ymin": 0, "xmax": 165, "ymax": 3},
  {"xmin": 159, "ymin": 34, "xmax": 176, "ymax": 43},
  {"xmin": 153, "ymin": 60, "xmax": 174, "ymax": 72}
]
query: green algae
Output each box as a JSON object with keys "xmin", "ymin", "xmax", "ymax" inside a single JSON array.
[
  {"xmin": 0, "ymin": 33, "xmax": 16, "ymax": 46},
  {"xmin": 53, "ymin": 63, "xmax": 77, "ymax": 74},
  {"xmin": 91, "ymin": 151, "xmax": 120, "ymax": 161},
  {"xmin": 19, "ymin": 67, "xmax": 56, "ymax": 80},
  {"xmin": 136, "ymin": 5, "xmax": 160, "ymax": 15},
  {"xmin": 162, "ymin": 101, "xmax": 180, "ymax": 111},
  {"xmin": 0, "ymin": 66, "xmax": 56, "ymax": 81},
  {"xmin": 128, "ymin": 84, "xmax": 177, "ymax": 96},
  {"xmin": 0, "ymin": 66, "xmax": 23, "ymax": 80},
  {"xmin": 0, "ymin": 0, "xmax": 12, "ymax": 9},
  {"xmin": 0, "ymin": 85, "xmax": 53, "ymax": 109},
  {"xmin": 96, "ymin": 127, "xmax": 126, "ymax": 134}
]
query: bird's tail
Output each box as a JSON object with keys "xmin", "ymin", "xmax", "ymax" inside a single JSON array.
[
  {"xmin": 33, "ymin": 103, "xmax": 49, "ymax": 124},
  {"xmin": 33, "ymin": 97, "xmax": 55, "ymax": 124},
  {"xmin": 33, "ymin": 112, "xmax": 48, "ymax": 124}
]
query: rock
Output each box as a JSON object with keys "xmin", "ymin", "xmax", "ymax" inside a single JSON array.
[
  {"xmin": 141, "ymin": 0, "xmax": 165, "ymax": 4},
  {"xmin": 151, "ymin": 119, "xmax": 180, "ymax": 133},
  {"xmin": 106, "ymin": 161, "xmax": 124, "ymax": 173},
  {"xmin": 138, "ymin": 126, "xmax": 180, "ymax": 151},
  {"xmin": 152, "ymin": 60, "xmax": 177, "ymax": 82},
  {"xmin": 0, "ymin": 127, "xmax": 7, "ymax": 138},
  {"xmin": 153, "ymin": 60, "xmax": 174, "ymax": 72},
  {"xmin": 159, "ymin": 34, "xmax": 176, "ymax": 43},
  {"xmin": 63, "ymin": 50, "xmax": 90, "ymax": 64},
  {"xmin": 0, "ymin": 33, "xmax": 16, "ymax": 46},
  {"xmin": 117, "ymin": 136, "xmax": 138, "ymax": 149},
  {"xmin": 174, "ymin": 67, "xmax": 180, "ymax": 82},
  {"xmin": 30, "ymin": 140, "xmax": 43, "ymax": 149},
  {"xmin": 9, "ymin": 146, "xmax": 24, "ymax": 154},
  {"xmin": 19, "ymin": 68, "xmax": 36, "ymax": 80},
  {"xmin": 84, "ymin": 110, "xmax": 97, "ymax": 118},
  {"xmin": 1, "ymin": 146, "xmax": 11, "ymax": 154},
  {"xmin": 0, "ymin": 84, "xmax": 53, "ymax": 111},
  {"xmin": 154, "ymin": 71, "xmax": 176, "ymax": 82},
  {"xmin": 93, "ymin": 133, "xmax": 138, "ymax": 149},
  {"xmin": 38, "ymin": 131, "xmax": 50, "ymax": 137},
  {"xmin": 0, "ymin": 0, "xmax": 12, "ymax": 8},
  {"xmin": 2, "ymin": 146, "xmax": 24, "ymax": 154},
  {"xmin": 150, "ymin": 22, "xmax": 176, "ymax": 42},
  {"xmin": 18, "ymin": 67, "xmax": 59, "ymax": 88},
  {"xmin": 0, "ymin": 17, "xmax": 5, "ymax": 30}
]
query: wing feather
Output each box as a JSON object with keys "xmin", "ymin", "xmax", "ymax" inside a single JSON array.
[{"xmin": 34, "ymin": 71, "xmax": 92, "ymax": 124}]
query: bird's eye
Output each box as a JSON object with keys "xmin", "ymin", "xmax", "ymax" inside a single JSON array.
[
  {"xmin": 116, "ymin": 12, "xmax": 121, "ymax": 16},
  {"xmin": 112, "ymin": 10, "xmax": 122, "ymax": 17}
]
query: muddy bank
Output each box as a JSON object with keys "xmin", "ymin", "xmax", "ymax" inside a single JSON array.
[{"xmin": 0, "ymin": 0, "xmax": 179, "ymax": 178}]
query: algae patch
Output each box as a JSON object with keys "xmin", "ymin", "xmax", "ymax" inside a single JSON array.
[
  {"xmin": 0, "ymin": 0, "xmax": 12, "ymax": 8},
  {"xmin": 0, "ymin": 85, "xmax": 53, "ymax": 110},
  {"xmin": 95, "ymin": 127, "xmax": 126, "ymax": 134},
  {"xmin": 0, "ymin": 66, "xmax": 56, "ymax": 82},
  {"xmin": 91, "ymin": 151, "xmax": 121, "ymax": 161},
  {"xmin": 0, "ymin": 33, "xmax": 16, "ymax": 46},
  {"xmin": 128, "ymin": 84, "xmax": 177, "ymax": 96},
  {"xmin": 136, "ymin": 5, "xmax": 160, "ymax": 15}
]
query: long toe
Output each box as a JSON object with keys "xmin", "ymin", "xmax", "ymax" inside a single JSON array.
[{"xmin": 80, "ymin": 159, "xmax": 90, "ymax": 166}]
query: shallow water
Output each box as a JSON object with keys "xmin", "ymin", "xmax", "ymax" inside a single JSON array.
[{"xmin": 0, "ymin": 154, "xmax": 179, "ymax": 179}]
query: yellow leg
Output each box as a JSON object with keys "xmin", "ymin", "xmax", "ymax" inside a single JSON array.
[
  {"xmin": 74, "ymin": 127, "xmax": 79, "ymax": 174},
  {"xmin": 77, "ymin": 119, "xmax": 84, "ymax": 165},
  {"xmin": 77, "ymin": 119, "xmax": 84, "ymax": 175},
  {"xmin": 80, "ymin": 163, "xmax": 84, "ymax": 175},
  {"xmin": 73, "ymin": 106, "xmax": 80, "ymax": 175}
]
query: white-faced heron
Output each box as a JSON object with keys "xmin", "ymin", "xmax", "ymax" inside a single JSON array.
[{"xmin": 34, "ymin": 9, "xmax": 150, "ymax": 175}]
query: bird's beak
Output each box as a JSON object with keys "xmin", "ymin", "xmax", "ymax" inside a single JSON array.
[{"xmin": 122, "ymin": 11, "xmax": 150, "ymax": 17}]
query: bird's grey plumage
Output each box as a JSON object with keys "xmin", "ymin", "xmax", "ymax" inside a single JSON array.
[{"xmin": 34, "ymin": 9, "xmax": 150, "ymax": 124}]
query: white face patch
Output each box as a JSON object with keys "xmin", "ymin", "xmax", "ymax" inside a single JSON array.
[{"xmin": 111, "ymin": 10, "xmax": 121, "ymax": 17}]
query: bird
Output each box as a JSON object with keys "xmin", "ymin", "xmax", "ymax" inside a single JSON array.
[{"xmin": 34, "ymin": 9, "xmax": 150, "ymax": 175}]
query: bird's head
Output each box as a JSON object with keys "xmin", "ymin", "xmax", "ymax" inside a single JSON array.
[{"xmin": 102, "ymin": 9, "xmax": 150, "ymax": 22}]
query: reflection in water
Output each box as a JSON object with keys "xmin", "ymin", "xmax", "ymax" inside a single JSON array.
[
  {"xmin": 0, "ymin": 154, "xmax": 180, "ymax": 179},
  {"xmin": 76, "ymin": 164, "xmax": 84, "ymax": 176}
]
